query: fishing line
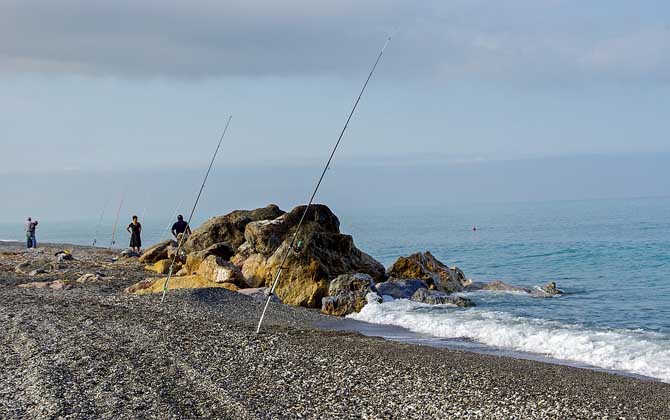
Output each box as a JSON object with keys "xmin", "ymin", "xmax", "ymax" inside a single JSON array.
[
  {"xmin": 256, "ymin": 36, "xmax": 392, "ymax": 334},
  {"xmin": 160, "ymin": 115, "xmax": 233, "ymax": 303}
]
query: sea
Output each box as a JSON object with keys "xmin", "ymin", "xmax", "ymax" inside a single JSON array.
[{"xmin": 2, "ymin": 196, "xmax": 669, "ymax": 382}]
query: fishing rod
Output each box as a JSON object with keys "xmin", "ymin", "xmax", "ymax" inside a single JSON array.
[
  {"xmin": 256, "ymin": 36, "xmax": 392, "ymax": 334},
  {"xmin": 92, "ymin": 199, "xmax": 109, "ymax": 247},
  {"xmin": 109, "ymin": 193, "xmax": 124, "ymax": 249},
  {"xmin": 160, "ymin": 115, "xmax": 233, "ymax": 303},
  {"xmin": 159, "ymin": 199, "xmax": 184, "ymax": 243}
]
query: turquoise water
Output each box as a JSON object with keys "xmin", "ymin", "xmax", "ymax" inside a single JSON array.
[{"xmin": 3, "ymin": 197, "xmax": 670, "ymax": 380}]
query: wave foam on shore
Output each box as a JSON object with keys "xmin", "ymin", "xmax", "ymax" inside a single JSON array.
[{"xmin": 350, "ymin": 299, "xmax": 670, "ymax": 382}]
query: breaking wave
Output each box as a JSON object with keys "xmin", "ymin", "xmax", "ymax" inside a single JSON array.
[{"xmin": 349, "ymin": 299, "xmax": 670, "ymax": 382}]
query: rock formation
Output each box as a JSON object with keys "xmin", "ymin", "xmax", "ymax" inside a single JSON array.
[
  {"xmin": 411, "ymin": 288, "xmax": 474, "ymax": 307},
  {"xmin": 387, "ymin": 252, "xmax": 470, "ymax": 293},
  {"xmin": 182, "ymin": 204, "xmax": 285, "ymax": 254},
  {"xmin": 321, "ymin": 273, "xmax": 377, "ymax": 316},
  {"xmin": 138, "ymin": 239, "xmax": 176, "ymax": 264}
]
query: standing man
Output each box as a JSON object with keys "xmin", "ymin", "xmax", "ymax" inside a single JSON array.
[
  {"xmin": 171, "ymin": 215, "xmax": 191, "ymax": 242},
  {"xmin": 25, "ymin": 217, "xmax": 38, "ymax": 249}
]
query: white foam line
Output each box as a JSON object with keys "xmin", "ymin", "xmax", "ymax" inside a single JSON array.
[{"xmin": 350, "ymin": 299, "xmax": 670, "ymax": 382}]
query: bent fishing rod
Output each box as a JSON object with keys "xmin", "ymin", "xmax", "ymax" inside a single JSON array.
[
  {"xmin": 256, "ymin": 36, "xmax": 392, "ymax": 334},
  {"xmin": 160, "ymin": 115, "xmax": 233, "ymax": 303}
]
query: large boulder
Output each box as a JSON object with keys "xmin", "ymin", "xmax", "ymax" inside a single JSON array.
[
  {"xmin": 376, "ymin": 278, "xmax": 428, "ymax": 299},
  {"xmin": 196, "ymin": 255, "xmax": 245, "ymax": 286},
  {"xmin": 183, "ymin": 204, "xmax": 285, "ymax": 254},
  {"xmin": 139, "ymin": 239, "xmax": 177, "ymax": 264},
  {"xmin": 180, "ymin": 243, "xmax": 236, "ymax": 275},
  {"xmin": 236, "ymin": 205, "xmax": 385, "ymax": 307},
  {"xmin": 321, "ymin": 273, "xmax": 376, "ymax": 316},
  {"xmin": 242, "ymin": 231, "xmax": 385, "ymax": 307},
  {"xmin": 387, "ymin": 252, "xmax": 469, "ymax": 293},
  {"xmin": 411, "ymin": 289, "xmax": 475, "ymax": 307}
]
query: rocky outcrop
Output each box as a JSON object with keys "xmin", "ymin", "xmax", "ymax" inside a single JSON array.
[
  {"xmin": 235, "ymin": 205, "xmax": 385, "ymax": 307},
  {"xmin": 139, "ymin": 239, "xmax": 177, "ymax": 264},
  {"xmin": 387, "ymin": 252, "xmax": 469, "ymax": 293},
  {"xmin": 376, "ymin": 278, "xmax": 428, "ymax": 299},
  {"xmin": 410, "ymin": 288, "xmax": 474, "ymax": 307},
  {"xmin": 183, "ymin": 204, "xmax": 285, "ymax": 254},
  {"xmin": 321, "ymin": 273, "xmax": 376, "ymax": 316}
]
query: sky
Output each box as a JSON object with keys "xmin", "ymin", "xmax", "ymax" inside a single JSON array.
[{"xmin": 1, "ymin": 0, "xmax": 669, "ymax": 221}]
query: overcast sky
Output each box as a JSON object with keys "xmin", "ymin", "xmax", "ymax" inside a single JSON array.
[{"xmin": 1, "ymin": 1, "xmax": 669, "ymax": 220}]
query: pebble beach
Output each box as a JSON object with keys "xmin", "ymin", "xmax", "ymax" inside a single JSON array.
[{"xmin": 1, "ymin": 242, "xmax": 669, "ymax": 419}]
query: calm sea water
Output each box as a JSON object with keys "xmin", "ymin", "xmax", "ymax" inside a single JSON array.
[{"xmin": 2, "ymin": 197, "xmax": 670, "ymax": 381}]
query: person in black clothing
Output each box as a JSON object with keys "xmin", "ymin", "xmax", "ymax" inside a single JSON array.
[
  {"xmin": 171, "ymin": 215, "xmax": 191, "ymax": 240},
  {"xmin": 127, "ymin": 215, "xmax": 142, "ymax": 253}
]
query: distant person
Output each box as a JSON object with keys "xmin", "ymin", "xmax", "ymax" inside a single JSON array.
[
  {"xmin": 472, "ymin": 226, "xmax": 477, "ymax": 231},
  {"xmin": 171, "ymin": 215, "xmax": 191, "ymax": 242},
  {"xmin": 126, "ymin": 215, "xmax": 142, "ymax": 253},
  {"xmin": 24, "ymin": 217, "xmax": 38, "ymax": 249}
]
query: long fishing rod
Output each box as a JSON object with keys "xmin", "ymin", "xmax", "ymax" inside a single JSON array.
[
  {"xmin": 160, "ymin": 115, "xmax": 233, "ymax": 303},
  {"xmin": 92, "ymin": 199, "xmax": 109, "ymax": 247},
  {"xmin": 159, "ymin": 199, "xmax": 184, "ymax": 243},
  {"xmin": 109, "ymin": 193, "xmax": 124, "ymax": 249},
  {"xmin": 256, "ymin": 36, "xmax": 391, "ymax": 334}
]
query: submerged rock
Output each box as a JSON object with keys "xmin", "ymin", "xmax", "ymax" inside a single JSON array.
[
  {"xmin": 376, "ymin": 278, "xmax": 428, "ymax": 299},
  {"xmin": 387, "ymin": 252, "xmax": 469, "ymax": 293},
  {"xmin": 411, "ymin": 288, "xmax": 475, "ymax": 307},
  {"xmin": 139, "ymin": 239, "xmax": 177, "ymax": 264}
]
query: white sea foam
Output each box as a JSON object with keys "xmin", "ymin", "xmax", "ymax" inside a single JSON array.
[{"xmin": 349, "ymin": 299, "xmax": 670, "ymax": 383}]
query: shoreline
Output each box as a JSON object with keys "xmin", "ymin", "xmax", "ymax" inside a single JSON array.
[
  {"xmin": 317, "ymin": 317, "xmax": 662, "ymax": 384},
  {"xmin": 2, "ymin": 241, "xmax": 670, "ymax": 418}
]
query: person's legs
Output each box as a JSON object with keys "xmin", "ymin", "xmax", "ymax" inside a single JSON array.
[
  {"xmin": 31, "ymin": 234, "xmax": 37, "ymax": 248},
  {"xmin": 26, "ymin": 233, "xmax": 31, "ymax": 249}
]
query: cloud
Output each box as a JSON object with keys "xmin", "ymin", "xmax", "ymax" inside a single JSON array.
[{"xmin": 1, "ymin": 0, "xmax": 669, "ymax": 82}]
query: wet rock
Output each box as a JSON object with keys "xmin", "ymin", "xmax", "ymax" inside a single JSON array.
[
  {"xmin": 411, "ymin": 289, "xmax": 475, "ymax": 307},
  {"xmin": 387, "ymin": 252, "xmax": 469, "ymax": 293},
  {"xmin": 376, "ymin": 278, "xmax": 428, "ymax": 299},
  {"xmin": 321, "ymin": 273, "xmax": 376, "ymax": 316},
  {"xmin": 138, "ymin": 239, "xmax": 177, "ymax": 264},
  {"xmin": 479, "ymin": 280, "xmax": 529, "ymax": 293},
  {"xmin": 530, "ymin": 281, "xmax": 564, "ymax": 298},
  {"xmin": 183, "ymin": 204, "xmax": 285, "ymax": 254}
]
